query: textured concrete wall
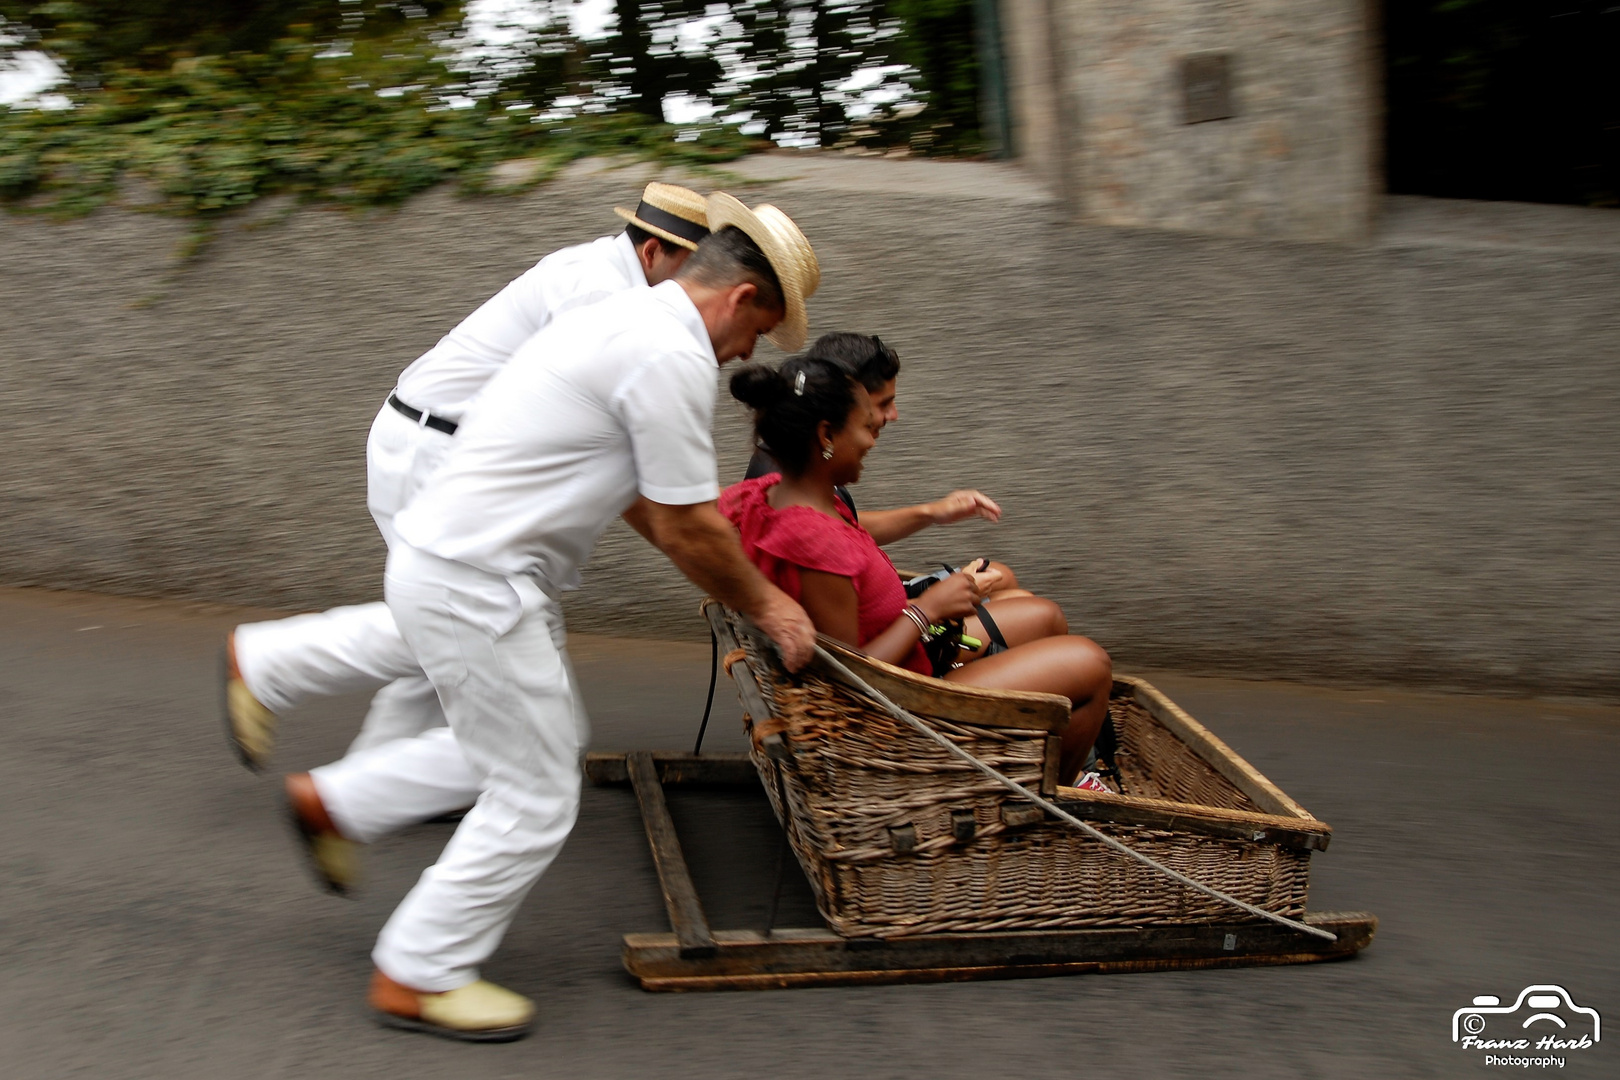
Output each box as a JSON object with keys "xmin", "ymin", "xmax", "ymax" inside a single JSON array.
[
  {"xmin": 1004, "ymin": 0, "xmax": 1378, "ymax": 241},
  {"xmin": 4, "ymin": 155, "xmax": 1619, "ymax": 698}
]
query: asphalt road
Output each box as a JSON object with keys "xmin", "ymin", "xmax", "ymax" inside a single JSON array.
[{"xmin": 2, "ymin": 586, "xmax": 1615, "ymax": 1079}]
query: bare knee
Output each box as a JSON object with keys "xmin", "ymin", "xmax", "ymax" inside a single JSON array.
[
  {"xmin": 1076, "ymin": 635, "xmax": 1110, "ymax": 677},
  {"xmin": 1079, "ymin": 637, "xmax": 1112, "ymax": 694},
  {"xmin": 1045, "ymin": 600, "xmax": 1070, "ymax": 638},
  {"xmin": 1017, "ymin": 599, "xmax": 1069, "ymax": 641},
  {"xmin": 1020, "ymin": 596, "xmax": 1069, "ymax": 638},
  {"xmin": 979, "ymin": 595, "xmax": 1069, "ymax": 646},
  {"xmin": 1058, "ymin": 636, "xmax": 1111, "ymax": 702}
]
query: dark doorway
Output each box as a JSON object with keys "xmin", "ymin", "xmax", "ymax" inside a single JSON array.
[{"xmin": 1385, "ymin": 2, "xmax": 1619, "ymax": 207}]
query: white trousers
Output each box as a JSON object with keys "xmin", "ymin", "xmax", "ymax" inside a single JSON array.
[
  {"xmin": 315, "ymin": 549, "xmax": 588, "ymax": 991},
  {"xmin": 233, "ymin": 401, "xmax": 455, "ymax": 751},
  {"xmin": 309, "ymin": 727, "xmax": 480, "ymax": 842}
]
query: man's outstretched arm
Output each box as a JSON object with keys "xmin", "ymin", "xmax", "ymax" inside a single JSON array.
[
  {"xmin": 860, "ymin": 489, "xmax": 1003, "ymax": 547},
  {"xmin": 624, "ymin": 497, "xmax": 816, "ymax": 671}
]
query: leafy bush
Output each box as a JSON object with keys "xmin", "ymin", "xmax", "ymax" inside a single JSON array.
[
  {"xmin": 0, "ymin": 17, "xmax": 762, "ymax": 220},
  {"xmin": 0, "ymin": 0, "xmax": 997, "ymax": 225}
]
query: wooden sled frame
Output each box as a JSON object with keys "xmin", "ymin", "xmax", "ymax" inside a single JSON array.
[{"xmin": 586, "ymin": 751, "xmax": 1377, "ymax": 991}]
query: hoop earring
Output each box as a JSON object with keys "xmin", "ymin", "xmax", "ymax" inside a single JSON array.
[{"xmin": 821, "ymin": 444, "xmax": 835, "ymax": 460}]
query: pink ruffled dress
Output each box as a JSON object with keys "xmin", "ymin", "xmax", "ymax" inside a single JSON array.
[{"xmin": 720, "ymin": 474, "xmax": 931, "ymax": 676}]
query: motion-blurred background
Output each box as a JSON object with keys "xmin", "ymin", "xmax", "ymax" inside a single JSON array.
[{"xmin": 3, "ymin": 1, "xmax": 1617, "ymax": 698}]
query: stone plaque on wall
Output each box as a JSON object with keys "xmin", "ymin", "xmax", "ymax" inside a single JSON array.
[{"xmin": 1182, "ymin": 52, "xmax": 1236, "ymax": 124}]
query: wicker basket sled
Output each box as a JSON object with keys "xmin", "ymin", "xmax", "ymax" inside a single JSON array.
[{"xmin": 586, "ymin": 602, "xmax": 1376, "ymax": 990}]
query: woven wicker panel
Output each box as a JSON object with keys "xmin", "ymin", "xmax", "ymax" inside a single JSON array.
[
  {"xmin": 727, "ymin": 612, "xmax": 1311, "ymax": 938},
  {"xmin": 821, "ymin": 830, "xmax": 1310, "ymax": 937},
  {"xmin": 1109, "ymin": 699, "xmax": 1259, "ymax": 811}
]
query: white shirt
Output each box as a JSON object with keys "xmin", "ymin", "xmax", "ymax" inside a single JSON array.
[
  {"xmin": 394, "ymin": 281, "xmax": 721, "ymax": 600},
  {"xmin": 392, "ymin": 233, "xmax": 647, "ymax": 421}
]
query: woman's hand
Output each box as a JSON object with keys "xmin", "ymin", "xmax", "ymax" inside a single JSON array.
[
  {"xmin": 959, "ymin": 558, "xmax": 1004, "ymax": 596},
  {"xmin": 925, "ymin": 490, "xmax": 1002, "ymax": 526},
  {"xmin": 913, "ymin": 571, "xmax": 983, "ymax": 623}
]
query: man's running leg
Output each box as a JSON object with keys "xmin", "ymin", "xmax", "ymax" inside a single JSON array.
[
  {"xmin": 347, "ymin": 676, "xmax": 445, "ymax": 755},
  {"xmin": 234, "ymin": 602, "xmax": 419, "ymax": 714},
  {"xmin": 372, "ymin": 570, "xmax": 585, "ymax": 997},
  {"xmin": 309, "ymin": 727, "xmax": 481, "ymax": 843}
]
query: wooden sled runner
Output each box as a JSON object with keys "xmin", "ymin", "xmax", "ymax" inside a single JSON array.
[{"xmin": 588, "ymin": 603, "xmax": 1376, "ymax": 991}]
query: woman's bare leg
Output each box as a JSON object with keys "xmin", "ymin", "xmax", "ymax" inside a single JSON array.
[
  {"xmin": 943, "ymin": 635, "xmax": 1112, "ymax": 783},
  {"xmin": 959, "ymin": 595, "xmax": 1067, "ymax": 659}
]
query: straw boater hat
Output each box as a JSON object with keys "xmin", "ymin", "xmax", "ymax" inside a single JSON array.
[
  {"xmin": 614, "ymin": 183, "xmax": 711, "ymax": 251},
  {"xmin": 704, "ymin": 192, "xmax": 820, "ymax": 353}
]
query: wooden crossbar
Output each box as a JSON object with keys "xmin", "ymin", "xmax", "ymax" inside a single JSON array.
[
  {"xmin": 622, "ymin": 912, "xmax": 1378, "ymax": 991},
  {"xmin": 586, "ymin": 751, "xmax": 757, "ymax": 787},
  {"xmin": 626, "ymin": 751, "xmax": 716, "ymax": 958}
]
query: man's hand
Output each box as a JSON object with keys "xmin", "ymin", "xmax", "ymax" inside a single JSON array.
[
  {"xmin": 628, "ymin": 496, "xmax": 816, "ymax": 671},
  {"xmin": 751, "ymin": 589, "xmax": 817, "ymax": 671},
  {"xmin": 926, "ymin": 489, "xmax": 1002, "ymax": 526}
]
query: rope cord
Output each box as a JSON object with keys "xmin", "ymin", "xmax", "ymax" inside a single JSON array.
[
  {"xmin": 693, "ymin": 624, "xmax": 719, "ymax": 755},
  {"xmin": 810, "ymin": 644, "xmax": 1337, "ymax": 943}
]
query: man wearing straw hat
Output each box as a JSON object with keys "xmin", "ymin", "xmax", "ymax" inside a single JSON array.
[
  {"xmin": 223, "ymin": 183, "xmax": 711, "ymax": 768},
  {"xmin": 283, "ymin": 195, "xmax": 820, "ymax": 1041}
]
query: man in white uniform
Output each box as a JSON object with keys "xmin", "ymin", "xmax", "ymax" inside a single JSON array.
[
  {"xmin": 224, "ymin": 184, "xmax": 712, "ymax": 770},
  {"xmin": 282, "ymin": 198, "xmax": 820, "ymax": 1042}
]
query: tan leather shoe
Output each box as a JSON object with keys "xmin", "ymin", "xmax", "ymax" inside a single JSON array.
[
  {"xmin": 369, "ymin": 969, "xmax": 535, "ymax": 1042},
  {"xmin": 222, "ymin": 631, "xmax": 276, "ymax": 771},
  {"xmin": 284, "ymin": 773, "xmax": 358, "ymax": 897}
]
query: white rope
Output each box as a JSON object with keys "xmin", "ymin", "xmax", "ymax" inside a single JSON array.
[{"xmin": 811, "ymin": 644, "xmax": 1337, "ymax": 943}]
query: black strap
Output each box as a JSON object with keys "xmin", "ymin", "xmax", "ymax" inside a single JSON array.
[
  {"xmin": 388, "ymin": 393, "xmax": 458, "ymax": 435},
  {"xmin": 973, "ymin": 603, "xmax": 1010, "ymax": 655},
  {"xmin": 1093, "ymin": 713, "xmax": 1124, "ymax": 790},
  {"xmin": 692, "ymin": 624, "xmax": 718, "ymax": 755}
]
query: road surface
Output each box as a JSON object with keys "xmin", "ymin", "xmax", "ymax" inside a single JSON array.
[{"xmin": 1, "ymin": 587, "xmax": 1614, "ymax": 1078}]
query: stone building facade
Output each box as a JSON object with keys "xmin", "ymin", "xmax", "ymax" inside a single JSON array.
[{"xmin": 1002, "ymin": 0, "xmax": 1380, "ymax": 242}]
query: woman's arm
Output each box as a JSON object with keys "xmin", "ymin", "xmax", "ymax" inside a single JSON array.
[
  {"xmin": 860, "ymin": 490, "xmax": 1002, "ymax": 546},
  {"xmin": 798, "ymin": 569, "xmax": 926, "ymax": 667},
  {"xmin": 798, "ymin": 568, "xmax": 983, "ymax": 667}
]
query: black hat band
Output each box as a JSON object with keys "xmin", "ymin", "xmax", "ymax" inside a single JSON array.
[{"xmin": 634, "ymin": 201, "xmax": 709, "ymax": 245}]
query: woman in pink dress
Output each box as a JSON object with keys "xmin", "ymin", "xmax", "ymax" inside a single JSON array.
[{"xmin": 721, "ymin": 355, "xmax": 1114, "ymax": 785}]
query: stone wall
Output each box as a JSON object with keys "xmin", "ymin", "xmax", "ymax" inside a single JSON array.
[
  {"xmin": 4, "ymin": 155, "xmax": 1619, "ymax": 697},
  {"xmin": 1003, "ymin": 0, "xmax": 1379, "ymax": 242}
]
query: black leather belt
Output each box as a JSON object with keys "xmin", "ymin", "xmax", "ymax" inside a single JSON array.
[{"xmin": 388, "ymin": 393, "xmax": 458, "ymax": 435}]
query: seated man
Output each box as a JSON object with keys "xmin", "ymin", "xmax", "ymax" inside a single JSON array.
[
  {"xmin": 744, "ymin": 332, "xmax": 1029, "ymax": 599},
  {"xmin": 721, "ymin": 353, "xmax": 1113, "ymax": 786}
]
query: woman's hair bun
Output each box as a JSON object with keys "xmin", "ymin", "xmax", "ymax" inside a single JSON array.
[
  {"xmin": 729, "ymin": 352, "xmax": 857, "ymax": 475},
  {"xmin": 729, "ymin": 363, "xmax": 786, "ymax": 409}
]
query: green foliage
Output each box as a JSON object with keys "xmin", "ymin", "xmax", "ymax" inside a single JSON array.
[
  {"xmin": 0, "ymin": 1, "xmax": 452, "ymax": 75},
  {"xmin": 716, "ymin": 0, "xmax": 904, "ymax": 148},
  {"xmin": 0, "ymin": 21, "xmax": 763, "ymax": 221},
  {"xmin": 885, "ymin": 0, "xmax": 980, "ymax": 153},
  {"xmin": 597, "ymin": 0, "xmax": 724, "ymax": 122},
  {"xmin": 0, "ymin": 0, "xmax": 997, "ymax": 228}
]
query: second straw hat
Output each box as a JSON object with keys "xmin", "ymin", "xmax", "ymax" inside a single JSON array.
[
  {"xmin": 704, "ymin": 193, "xmax": 820, "ymax": 353},
  {"xmin": 614, "ymin": 183, "xmax": 711, "ymax": 251}
]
